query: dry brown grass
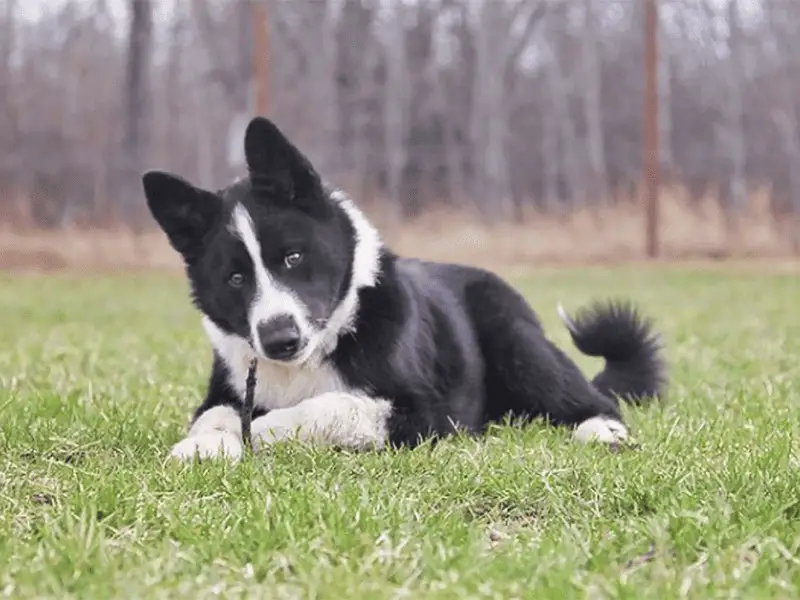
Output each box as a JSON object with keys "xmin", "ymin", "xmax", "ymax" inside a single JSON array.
[{"xmin": 2, "ymin": 187, "xmax": 799, "ymax": 275}]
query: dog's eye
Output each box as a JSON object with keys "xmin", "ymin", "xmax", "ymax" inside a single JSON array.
[
  {"xmin": 228, "ymin": 272, "xmax": 245, "ymax": 288},
  {"xmin": 284, "ymin": 251, "xmax": 303, "ymax": 270}
]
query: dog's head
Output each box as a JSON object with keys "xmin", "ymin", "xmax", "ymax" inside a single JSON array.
[{"xmin": 142, "ymin": 117, "xmax": 381, "ymax": 365}]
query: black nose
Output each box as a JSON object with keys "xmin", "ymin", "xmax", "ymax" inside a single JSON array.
[{"xmin": 257, "ymin": 315, "xmax": 302, "ymax": 361}]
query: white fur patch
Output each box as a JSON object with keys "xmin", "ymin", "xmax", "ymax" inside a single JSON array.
[
  {"xmin": 251, "ymin": 392, "xmax": 392, "ymax": 451},
  {"xmin": 573, "ymin": 416, "xmax": 629, "ymax": 444},
  {"xmin": 169, "ymin": 405, "xmax": 244, "ymax": 461},
  {"xmin": 230, "ymin": 204, "xmax": 312, "ymax": 355},
  {"xmin": 315, "ymin": 190, "xmax": 383, "ymax": 355}
]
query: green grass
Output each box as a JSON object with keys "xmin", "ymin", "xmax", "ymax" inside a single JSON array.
[{"xmin": 0, "ymin": 267, "xmax": 798, "ymax": 599}]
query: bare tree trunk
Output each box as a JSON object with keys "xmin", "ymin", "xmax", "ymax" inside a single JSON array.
[
  {"xmin": 0, "ymin": 0, "xmax": 18, "ymax": 224},
  {"xmin": 657, "ymin": 13, "xmax": 674, "ymax": 177},
  {"xmin": 541, "ymin": 93, "xmax": 561, "ymax": 213},
  {"xmin": 303, "ymin": 0, "xmax": 340, "ymax": 176},
  {"xmin": 546, "ymin": 45, "xmax": 583, "ymax": 212},
  {"xmin": 190, "ymin": 0, "xmax": 250, "ymax": 112},
  {"xmin": 429, "ymin": 59, "xmax": 464, "ymax": 206},
  {"xmin": 0, "ymin": 0, "xmax": 15, "ymax": 99},
  {"xmin": 471, "ymin": 0, "xmax": 541, "ymax": 221},
  {"xmin": 581, "ymin": 0, "xmax": 607, "ymax": 203},
  {"xmin": 352, "ymin": 50, "xmax": 380, "ymax": 205},
  {"xmin": 196, "ymin": 112, "xmax": 215, "ymax": 190},
  {"xmin": 159, "ymin": 0, "xmax": 185, "ymax": 168},
  {"xmin": 236, "ymin": 0, "xmax": 252, "ymax": 113},
  {"xmin": 715, "ymin": 0, "xmax": 747, "ymax": 235},
  {"xmin": 469, "ymin": 1, "xmax": 493, "ymax": 214},
  {"xmin": 772, "ymin": 109, "xmax": 800, "ymax": 251},
  {"xmin": 383, "ymin": 3, "xmax": 409, "ymax": 220},
  {"xmin": 120, "ymin": 0, "xmax": 153, "ymax": 225},
  {"xmin": 765, "ymin": 1, "xmax": 800, "ymax": 251},
  {"xmin": 323, "ymin": 4, "xmax": 341, "ymax": 177}
]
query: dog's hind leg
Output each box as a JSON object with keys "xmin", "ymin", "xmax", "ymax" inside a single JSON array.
[{"xmin": 463, "ymin": 275, "xmax": 630, "ymax": 444}]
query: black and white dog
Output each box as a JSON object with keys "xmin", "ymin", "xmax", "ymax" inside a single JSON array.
[{"xmin": 142, "ymin": 117, "xmax": 666, "ymax": 462}]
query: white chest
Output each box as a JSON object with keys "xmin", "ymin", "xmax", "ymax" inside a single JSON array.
[
  {"xmin": 221, "ymin": 346, "xmax": 350, "ymax": 411},
  {"xmin": 245, "ymin": 359, "xmax": 348, "ymax": 410}
]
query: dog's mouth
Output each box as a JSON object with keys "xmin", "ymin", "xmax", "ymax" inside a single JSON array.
[
  {"xmin": 271, "ymin": 338, "xmax": 307, "ymax": 362},
  {"xmin": 248, "ymin": 335, "xmax": 317, "ymax": 367},
  {"xmin": 250, "ymin": 341, "xmax": 306, "ymax": 364}
]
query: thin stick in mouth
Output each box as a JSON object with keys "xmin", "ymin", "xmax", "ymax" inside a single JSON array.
[{"xmin": 241, "ymin": 358, "xmax": 258, "ymax": 450}]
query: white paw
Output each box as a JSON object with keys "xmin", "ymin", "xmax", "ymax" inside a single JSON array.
[
  {"xmin": 573, "ymin": 416, "xmax": 629, "ymax": 444},
  {"xmin": 250, "ymin": 412, "xmax": 302, "ymax": 450},
  {"xmin": 169, "ymin": 432, "xmax": 243, "ymax": 462}
]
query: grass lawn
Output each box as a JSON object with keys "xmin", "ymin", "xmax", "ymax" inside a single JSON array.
[{"xmin": 0, "ymin": 267, "xmax": 798, "ymax": 599}]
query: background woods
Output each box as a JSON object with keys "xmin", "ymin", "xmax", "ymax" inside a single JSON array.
[{"xmin": 1, "ymin": 0, "xmax": 799, "ymax": 261}]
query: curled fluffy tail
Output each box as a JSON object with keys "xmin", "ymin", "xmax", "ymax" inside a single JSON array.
[{"xmin": 558, "ymin": 300, "xmax": 667, "ymax": 404}]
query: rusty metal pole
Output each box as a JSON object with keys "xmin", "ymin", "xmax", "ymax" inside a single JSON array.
[
  {"xmin": 252, "ymin": 0, "xmax": 270, "ymax": 116},
  {"xmin": 644, "ymin": 0, "xmax": 660, "ymax": 258}
]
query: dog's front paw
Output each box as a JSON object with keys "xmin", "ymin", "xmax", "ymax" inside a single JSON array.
[
  {"xmin": 169, "ymin": 432, "xmax": 243, "ymax": 462},
  {"xmin": 250, "ymin": 412, "xmax": 303, "ymax": 450}
]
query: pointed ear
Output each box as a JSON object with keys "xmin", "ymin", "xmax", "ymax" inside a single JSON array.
[
  {"xmin": 244, "ymin": 117, "xmax": 321, "ymax": 200},
  {"xmin": 142, "ymin": 170, "xmax": 222, "ymax": 261}
]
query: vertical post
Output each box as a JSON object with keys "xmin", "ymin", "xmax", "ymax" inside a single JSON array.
[
  {"xmin": 252, "ymin": 0, "xmax": 270, "ymax": 116},
  {"xmin": 644, "ymin": 0, "xmax": 660, "ymax": 258}
]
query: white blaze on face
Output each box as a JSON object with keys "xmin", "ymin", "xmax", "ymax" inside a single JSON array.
[{"xmin": 229, "ymin": 203, "xmax": 310, "ymax": 355}]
